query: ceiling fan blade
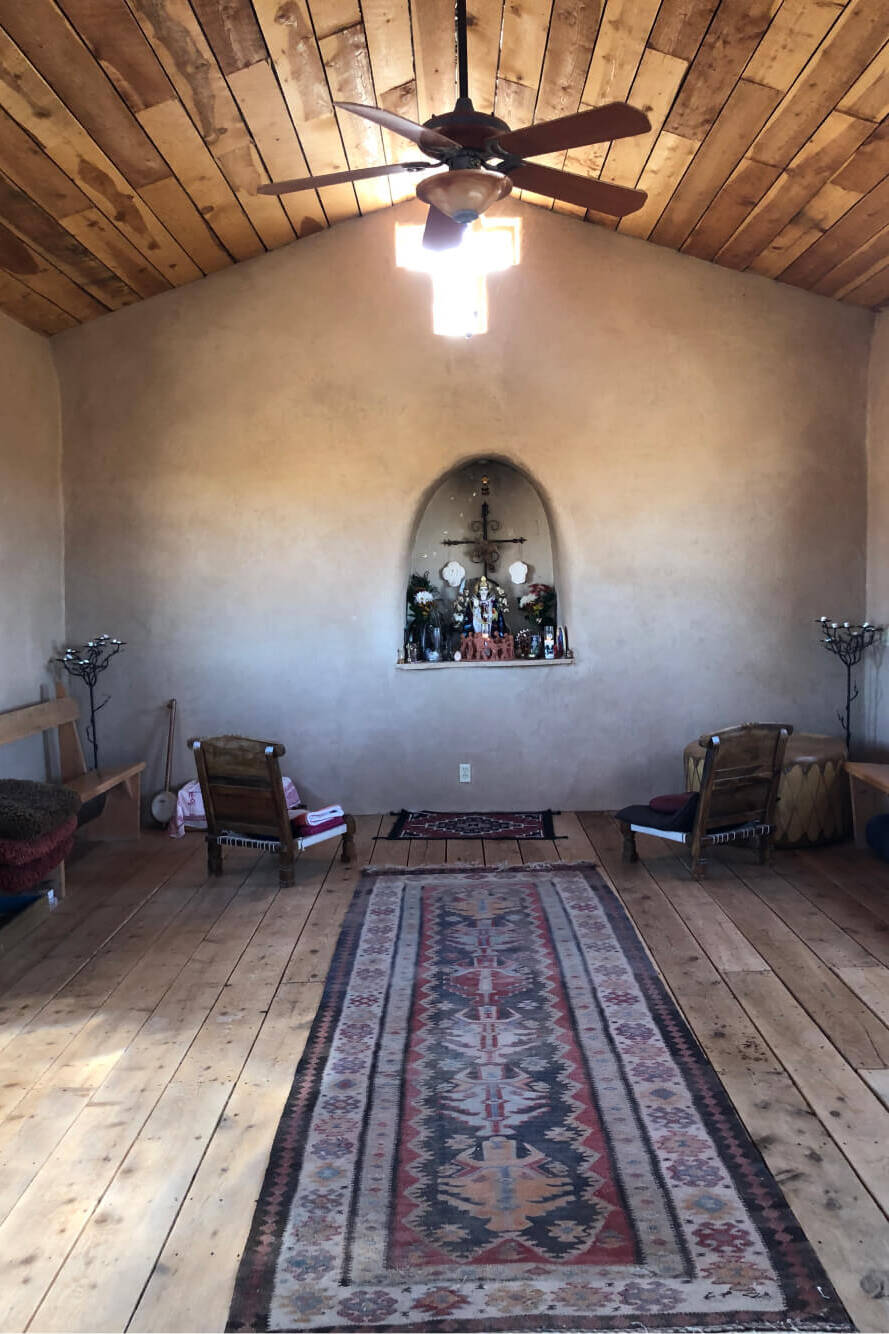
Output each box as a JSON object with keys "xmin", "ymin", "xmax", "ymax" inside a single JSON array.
[
  {"xmin": 497, "ymin": 103, "xmax": 651, "ymax": 159},
  {"xmin": 507, "ymin": 162, "xmax": 646, "ymax": 217},
  {"xmin": 259, "ymin": 161, "xmax": 432, "ymax": 195},
  {"xmin": 335, "ymin": 101, "xmax": 459, "ymax": 154},
  {"xmin": 423, "ymin": 205, "xmax": 465, "ymax": 251}
]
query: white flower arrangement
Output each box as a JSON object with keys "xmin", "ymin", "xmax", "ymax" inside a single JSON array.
[
  {"xmin": 518, "ymin": 583, "xmax": 556, "ymax": 624},
  {"xmin": 414, "ymin": 590, "xmax": 434, "ymax": 605}
]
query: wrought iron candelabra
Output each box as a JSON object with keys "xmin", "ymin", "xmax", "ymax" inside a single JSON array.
[
  {"xmin": 55, "ymin": 634, "xmax": 125, "ymax": 770},
  {"xmin": 816, "ymin": 617, "xmax": 883, "ymax": 752}
]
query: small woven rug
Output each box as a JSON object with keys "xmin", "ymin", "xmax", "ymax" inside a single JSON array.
[
  {"xmin": 387, "ymin": 810, "xmax": 556, "ymax": 840},
  {"xmin": 228, "ymin": 864, "xmax": 850, "ymax": 1333}
]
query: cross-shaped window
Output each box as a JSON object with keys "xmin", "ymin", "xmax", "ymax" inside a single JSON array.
[{"xmin": 395, "ymin": 217, "xmax": 521, "ymax": 338}]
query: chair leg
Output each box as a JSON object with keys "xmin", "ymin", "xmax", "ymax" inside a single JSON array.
[
  {"xmin": 756, "ymin": 831, "xmax": 772, "ymax": 866},
  {"xmin": 690, "ymin": 831, "xmax": 706, "ymax": 879},
  {"xmin": 279, "ymin": 848, "xmax": 295, "ymax": 889},
  {"xmin": 620, "ymin": 821, "xmax": 638, "ymax": 863},
  {"xmin": 342, "ymin": 815, "xmax": 357, "ymax": 863},
  {"xmin": 207, "ymin": 838, "xmax": 223, "ymax": 877},
  {"xmin": 51, "ymin": 859, "xmax": 66, "ymax": 903}
]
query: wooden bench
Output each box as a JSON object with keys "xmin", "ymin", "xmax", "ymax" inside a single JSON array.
[
  {"xmin": 0, "ymin": 682, "xmax": 146, "ymax": 841},
  {"xmin": 846, "ymin": 762, "xmax": 889, "ymax": 849}
]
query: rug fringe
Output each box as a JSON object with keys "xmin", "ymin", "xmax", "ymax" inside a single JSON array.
[{"xmin": 364, "ymin": 861, "xmax": 597, "ymax": 874}]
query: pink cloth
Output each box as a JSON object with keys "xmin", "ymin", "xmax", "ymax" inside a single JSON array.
[{"xmin": 168, "ymin": 778, "xmax": 301, "ymax": 838}]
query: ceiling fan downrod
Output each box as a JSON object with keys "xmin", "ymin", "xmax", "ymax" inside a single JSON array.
[{"xmin": 456, "ymin": 0, "xmax": 469, "ymax": 103}]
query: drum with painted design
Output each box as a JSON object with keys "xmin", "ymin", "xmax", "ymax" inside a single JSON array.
[{"xmin": 683, "ymin": 732, "xmax": 850, "ymax": 849}]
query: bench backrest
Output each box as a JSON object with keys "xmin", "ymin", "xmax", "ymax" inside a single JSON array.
[
  {"xmin": 0, "ymin": 684, "xmax": 88, "ymax": 783},
  {"xmin": 0, "ymin": 694, "xmax": 79, "ymax": 747}
]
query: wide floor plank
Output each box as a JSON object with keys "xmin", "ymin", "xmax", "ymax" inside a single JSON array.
[
  {"xmin": 446, "ymin": 837, "xmax": 484, "ymax": 864},
  {"xmin": 553, "ymin": 810, "xmax": 595, "ymax": 862},
  {"xmin": 28, "ymin": 850, "xmax": 341, "ymax": 1333}
]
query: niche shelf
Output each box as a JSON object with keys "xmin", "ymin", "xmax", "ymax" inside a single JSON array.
[{"xmin": 395, "ymin": 658, "xmax": 574, "ymax": 670}]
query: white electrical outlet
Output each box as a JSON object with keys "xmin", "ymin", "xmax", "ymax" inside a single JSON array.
[{"xmin": 459, "ymin": 763, "xmax": 471, "ymax": 783}]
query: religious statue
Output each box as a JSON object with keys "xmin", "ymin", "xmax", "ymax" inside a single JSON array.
[
  {"xmin": 453, "ymin": 575, "xmax": 510, "ymax": 637},
  {"xmin": 453, "ymin": 576, "xmax": 514, "ymax": 660},
  {"xmin": 472, "ymin": 576, "xmax": 495, "ymax": 634}
]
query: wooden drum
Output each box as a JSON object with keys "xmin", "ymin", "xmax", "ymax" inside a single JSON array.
[{"xmin": 683, "ymin": 731, "xmax": 851, "ymax": 849}]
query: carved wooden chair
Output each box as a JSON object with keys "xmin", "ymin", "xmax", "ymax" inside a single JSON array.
[
  {"xmin": 190, "ymin": 735, "xmax": 355, "ymax": 888},
  {"xmin": 617, "ymin": 723, "xmax": 792, "ymax": 878}
]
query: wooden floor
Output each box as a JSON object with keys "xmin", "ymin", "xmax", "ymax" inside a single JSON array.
[{"xmin": 2, "ymin": 815, "xmax": 889, "ymax": 1332}]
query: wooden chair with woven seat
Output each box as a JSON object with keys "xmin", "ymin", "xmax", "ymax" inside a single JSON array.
[
  {"xmin": 189, "ymin": 734, "xmax": 356, "ymax": 888},
  {"xmin": 617, "ymin": 722, "xmax": 792, "ymax": 878}
]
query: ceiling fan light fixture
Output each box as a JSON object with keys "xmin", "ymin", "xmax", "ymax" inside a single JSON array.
[{"xmin": 416, "ymin": 169, "xmax": 511, "ymax": 222}]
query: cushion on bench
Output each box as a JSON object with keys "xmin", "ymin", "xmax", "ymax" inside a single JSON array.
[
  {"xmin": 0, "ymin": 815, "xmax": 78, "ymax": 866},
  {"xmin": 0, "ymin": 832, "xmax": 75, "ymax": 893},
  {"xmin": 0, "ymin": 780, "xmax": 81, "ymax": 840}
]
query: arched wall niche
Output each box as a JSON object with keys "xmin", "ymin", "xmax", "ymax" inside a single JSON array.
[{"xmin": 406, "ymin": 456, "xmax": 562, "ymax": 633}]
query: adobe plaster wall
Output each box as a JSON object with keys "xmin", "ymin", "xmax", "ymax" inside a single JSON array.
[
  {"xmin": 0, "ymin": 311, "xmax": 63, "ymax": 779},
  {"xmin": 52, "ymin": 199, "xmax": 873, "ymax": 813},
  {"xmin": 865, "ymin": 311, "xmax": 889, "ymax": 755}
]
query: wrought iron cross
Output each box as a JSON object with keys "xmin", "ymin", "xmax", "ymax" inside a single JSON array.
[{"xmin": 442, "ymin": 476, "xmax": 526, "ymax": 576}]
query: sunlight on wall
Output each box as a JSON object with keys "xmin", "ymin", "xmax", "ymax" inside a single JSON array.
[{"xmin": 395, "ymin": 217, "xmax": 521, "ymax": 338}]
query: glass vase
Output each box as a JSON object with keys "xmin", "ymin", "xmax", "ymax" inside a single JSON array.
[{"xmin": 421, "ymin": 620, "xmax": 443, "ymax": 662}]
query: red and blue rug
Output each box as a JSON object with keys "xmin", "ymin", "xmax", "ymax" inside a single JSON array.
[
  {"xmin": 387, "ymin": 810, "xmax": 556, "ymax": 840},
  {"xmin": 227, "ymin": 865, "xmax": 850, "ymax": 1332}
]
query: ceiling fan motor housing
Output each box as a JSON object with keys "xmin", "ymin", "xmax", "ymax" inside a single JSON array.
[{"xmin": 424, "ymin": 98, "xmax": 511, "ymax": 152}]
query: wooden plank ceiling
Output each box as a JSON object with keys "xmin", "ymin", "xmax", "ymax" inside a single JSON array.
[{"xmin": 0, "ymin": 0, "xmax": 887, "ymax": 336}]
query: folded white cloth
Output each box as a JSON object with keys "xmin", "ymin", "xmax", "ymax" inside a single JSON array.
[{"xmin": 304, "ymin": 804, "xmax": 344, "ymax": 826}]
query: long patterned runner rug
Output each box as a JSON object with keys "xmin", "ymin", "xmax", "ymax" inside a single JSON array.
[{"xmin": 228, "ymin": 865, "xmax": 850, "ymax": 1333}]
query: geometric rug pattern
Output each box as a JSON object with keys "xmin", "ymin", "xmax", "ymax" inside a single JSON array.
[
  {"xmin": 227, "ymin": 865, "xmax": 850, "ymax": 1332},
  {"xmin": 387, "ymin": 810, "xmax": 557, "ymax": 840}
]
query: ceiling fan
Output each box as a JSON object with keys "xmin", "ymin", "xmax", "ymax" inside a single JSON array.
[{"xmin": 259, "ymin": 0, "xmax": 652, "ymax": 251}]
